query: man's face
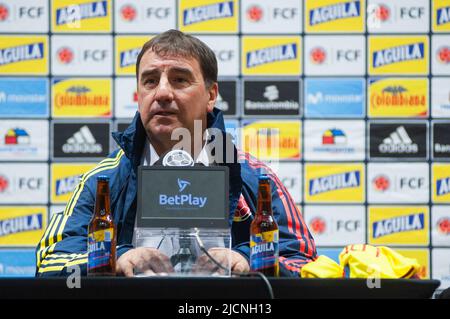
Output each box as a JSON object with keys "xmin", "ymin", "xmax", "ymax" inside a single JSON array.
[{"xmin": 137, "ymin": 50, "xmax": 217, "ymax": 150}]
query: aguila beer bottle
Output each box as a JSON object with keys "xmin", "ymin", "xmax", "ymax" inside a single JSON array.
[
  {"xmin": 250, "ymin": 175, "xmax": 279, "ymax": 276},
  {"xmin": 87, "ymin": 176, "xmax": 116, "ymax": 276}
]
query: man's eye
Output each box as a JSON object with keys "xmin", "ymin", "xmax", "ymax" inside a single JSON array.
[
  {"xmin": 174, "ymin": 77, "xmax": 188, "ymax": 83},
  {"xmin": 144, "ymin": 79, "xmax": 157, "ymax": 85}
]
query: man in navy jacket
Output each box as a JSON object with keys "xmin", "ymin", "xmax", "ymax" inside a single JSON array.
[{"xmin": 36, "ymin": 30, "xmax": 316, "ymax": 277}]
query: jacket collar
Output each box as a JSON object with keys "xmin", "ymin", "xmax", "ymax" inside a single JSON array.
[{"xmin": 112, "ymin": 107, "xmax": 233, "ymax": 167}]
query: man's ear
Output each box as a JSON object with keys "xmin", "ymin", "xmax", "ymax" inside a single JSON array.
[{"xmin": 206, "ymin": 82, "xmax": 218, "ymax": 113}]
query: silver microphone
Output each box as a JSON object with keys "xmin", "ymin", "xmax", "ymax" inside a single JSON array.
[{"xmin": 161, "ymin": 149, "xmax": 194, "ymax": 167}]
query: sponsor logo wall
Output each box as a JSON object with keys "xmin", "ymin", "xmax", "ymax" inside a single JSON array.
[{"xmin": 0, "ymin": 0, "xmax": 448, "ymax": 285}]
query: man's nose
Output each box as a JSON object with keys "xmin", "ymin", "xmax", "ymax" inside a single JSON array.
[{"xmin": 154, "ymin": 76, "xmax": 174, "ymax": 103}]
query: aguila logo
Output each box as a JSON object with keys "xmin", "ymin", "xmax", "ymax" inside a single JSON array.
[
  {"xmin": 437, "ymin": 46, "xmax": 450, "ymax": 64},
  {"xmin": 57, "ymin": 47, "xmax": 74, "ymax": 64},
  {"xmin": 373, "ymin": 175, "xmax": 390, "ymax": 192},
  {"xmin": 0, "ymin": 4, "xmax": 9, "ymax": 21},
  {"xmin": 120, "ymin": 4, "xmax": 137, "ymax": 22},
  {"xmin": 310, "ymin": 47, "xmax": 326, "ymax": 64},
  {"xmin": 309, "ymin": 217, "xmax": 326, "ymax": 235},
  {"xmin": 246, "ymin": 5, "xmax": 263, "ymax": 22},
  {"xmin": 437, "ymin": 217, "xmax": 449, "ymax": 235}
]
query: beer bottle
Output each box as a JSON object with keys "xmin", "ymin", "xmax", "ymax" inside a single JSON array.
[
  {"xmin": 87, "ymin": 175, "xmax": 116, "ymax": 276},
  {"xmin": 250, "ymin": 175, "xmax": 279, "ymax": 276}
]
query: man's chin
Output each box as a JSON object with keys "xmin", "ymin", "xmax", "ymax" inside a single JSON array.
[{"xmin": 150, "ymin": 123, "xmax": 183, "ymax": 139}]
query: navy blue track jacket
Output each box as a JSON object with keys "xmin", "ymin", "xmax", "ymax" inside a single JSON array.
[{"xmin": 36, "ymin": 108, "xmax": 316, "ymax": 276}]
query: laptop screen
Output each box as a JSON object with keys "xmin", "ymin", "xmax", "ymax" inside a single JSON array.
[{"xmin": 137, "ymin": 166, "xmax": 229, "ymax": 228}]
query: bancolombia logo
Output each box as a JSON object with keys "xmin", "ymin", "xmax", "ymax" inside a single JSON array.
[
  {"xmin": 159, "ymin": 179, "xmax": 207, "ymax": 208},
  {"xmin": 372, "ymin": 213, "xmax": 424, "ymax": 239}
]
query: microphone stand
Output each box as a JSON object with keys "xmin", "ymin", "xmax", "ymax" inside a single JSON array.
[{"xmin": 170, "ymin": 229, "xmax": 196, "ymax": 273}]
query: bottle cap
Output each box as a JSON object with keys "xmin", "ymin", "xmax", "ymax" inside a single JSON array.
[
  {"xmin": 258, "ymin": 174, "xmax": 269, "ymax": 181},
  {"xmin": 97, "ymin": 175, "xmax": 109, "ymax": 182}
]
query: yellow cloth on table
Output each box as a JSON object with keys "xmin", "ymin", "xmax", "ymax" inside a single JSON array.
[
  {"xmin": 299, "ymin": 244, "xmax": 420, "ymax": 279},
  {"xmin": 300, "ymin": 255, "xmax": 345, "ymax": 278},
  {"xmin": 339, "ymin": 244, "xmax": 420, "ymax": 279}
]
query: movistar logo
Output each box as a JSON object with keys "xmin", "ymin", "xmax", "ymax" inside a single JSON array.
[
  {"xmin": 372, "ymin": 213, "xmax": 424, "ymax": 238},
  {"xmin": 437, "ymin": 6, "xmax": 450, "ymax": 26},
  {"xmin": 436, "ymin": 177, "xmax": 450, "ymax": 196},
  {"xmin": 309, "ymin": 171, "xmax": 360, "ymax": 195},
  {"xmin": 246, "ymin": 43, "xmax": 297, "ymax": 68},
  {"xmin": 372, "ymin": 43, "xmax": 424, "ymax": 68},
  {"xmin": 309, "ymin": 0, "xmax": 360, "ymax": 26},
  {"xmin": 120, "ymin": 48, "xmax": 140, "ymax": 68},
  {"xmin": 0, "ymin": 43, "xmax": 44, "ymax": 66},
  {"xmin": 56, "ymin": 1, "xmax": 108, "ymax": 26},
  {"xmin": 177, "ymin": 178, "xmax": 190, "ymax": 192},
  {"xmin": 183, "ymin": 1, "xmax": 234, "ymax": 26}
]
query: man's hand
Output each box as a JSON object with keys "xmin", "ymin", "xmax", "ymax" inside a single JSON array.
[
  {"xmin": 193, "ymin": 247, "xmax": 249, "ymax": 275},
  {"xmin": 116, "ymin": 247, "xmax": 174, "ymax": 277}
]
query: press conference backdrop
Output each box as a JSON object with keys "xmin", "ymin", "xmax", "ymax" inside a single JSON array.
[{"xmin": 0, "ymin": 0, "xmax": 448, "ymax": 287}]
